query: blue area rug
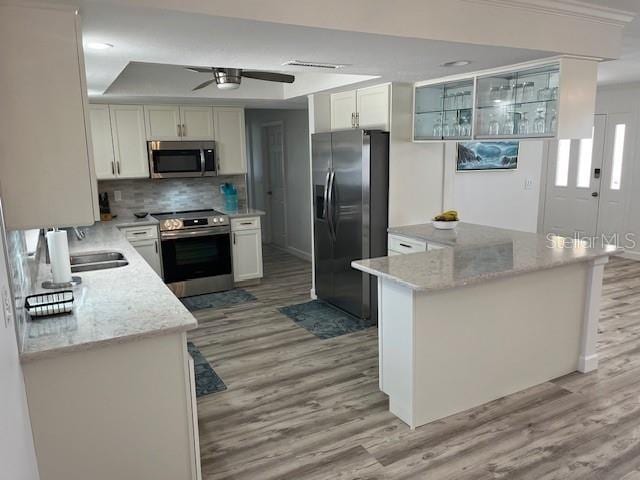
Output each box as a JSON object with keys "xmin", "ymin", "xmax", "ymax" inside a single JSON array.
[
  {"xmin": 181, "ymin": 288, "xmax": 256, "ymax": 311},
  {"xmin": 187, "ymin": 342, "xmax": 227, "ymax": 397},
  {"xmin": 278, "ymin": 300, "xmax": 375, "ymax": 339}
]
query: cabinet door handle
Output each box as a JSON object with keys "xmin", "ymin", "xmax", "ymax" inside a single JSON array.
[
  {"xmin": 116, "ymin": 161, "xmax": 121, "ymax": 175},
  {"xmin": 154, "ymin": 240, "xmax": 158, "ymax": 253},
  {"xmin": 399, "ymin": 243, "xmax": 413, "ymax": 249},
  {"xmin": 233, "ymin": 233, "xmax": 236, "ymax": 245},
  {"xmin": 241, "ymin": 221, "xmax": 252, "ymax": 225},
  {"xmin": 177, "ymin": 124, "xmax": 181, "ymax": 137},
  {"xmin": 351, "ymin": 112, "xmax": 355, "ymax": 128},
  {"xmin": 182, "ymin": 123, "xmax": 186, "ymax": 137},
  {"xmin": 355, "ymin": 112, "xmax": 360, "ymax": 127},
  {"xmin": 111, "ymin": 162, "xmax": 115, "ymax": 175}
]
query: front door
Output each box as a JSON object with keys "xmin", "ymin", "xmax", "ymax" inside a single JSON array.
[{"xmin": 543, "ymin": 113, "xmax": 633, "ymax": 243}]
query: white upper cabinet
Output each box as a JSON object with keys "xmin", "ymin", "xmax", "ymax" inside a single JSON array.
[
  {"xmin": 0, "ymin": 4, "xmax": 98, "ymax": 229},
  {"xmin": 356, "ymin": 84, "xmax": 390, "ymax": 129},
  {"xmin": 331, "ymin": 91, "xmax": 357, "ymax": 130},
  {"xmin": 89, "ymin": 105, "xmax": 116, "ymax": 180},
  {"xmin": 330, "ymin": 85, "xmax": 390, "ymax": 131},
  {"xmin": 145, "ymin": 105, "xmax": 182, "ymax": 140},
  {"xmin": 214, "ymin": 107, "xmax": 247, "ymax": 175},
  {"xmin": 180, "ymin": 106, "xmax": 214, "ymax": 140},
  {"xmin": 145, "ymin": 105, "xmax": 214, "ymax": 140},
  {"xmin": 110, "ymin": 105, "xmax": 149, "ymax": 179}
]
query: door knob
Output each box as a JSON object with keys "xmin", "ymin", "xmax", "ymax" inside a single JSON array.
[{"xmin": 592, "ymin": 192, "xmax": 599, "ymax": 197}]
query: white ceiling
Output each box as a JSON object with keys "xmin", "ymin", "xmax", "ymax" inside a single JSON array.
[
  {"xmin": 581, "ymin": 0, "xmax": 640, "ymax": 85},
  {"xmin": 79, "ymin": 1, "xmax": 560, "ymax": 107},
  {"xmin": 73, "ymin": 0, "xmax": 639, "ymax": 106}
]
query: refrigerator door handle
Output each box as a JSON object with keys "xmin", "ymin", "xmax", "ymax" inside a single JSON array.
[
  {"xmin": 327, "ymin": 169, "xmax": 336, "ymax": 240},
  {"xmin": 322, "ymin": 168, "xmax": 331, "ymax": 220}
]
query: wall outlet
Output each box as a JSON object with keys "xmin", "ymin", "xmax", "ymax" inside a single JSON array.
[
  {"xmin": 524, "ymin": 179, "xmax": 534, "ymax": 190},
  {"xmin": 114, "ymin": 190, "xmax": 122, "ymax": 202}
]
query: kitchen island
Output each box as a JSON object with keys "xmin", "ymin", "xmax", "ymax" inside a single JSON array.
[{"xmin": 352, "ymin": 223, "xmax": 620, "ymax": 429}]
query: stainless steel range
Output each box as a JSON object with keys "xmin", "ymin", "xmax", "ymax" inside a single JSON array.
[{"xmin": 152, "ymin": 209, "xmax": 233, "ymax": 297}]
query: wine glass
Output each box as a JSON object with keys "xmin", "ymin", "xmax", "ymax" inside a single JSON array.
[
  {"xmin": 488, "ymin": 113, "xmax": 500, "ymax": 136},
  {"xmin": 432, "ymin": 116, "xmax": 443, "ymax": 138},
  {"xmin": 518, "ymin": 112, "xmax": 530, "ymax": 135},
  {"xmin": 549, "ymin": 109, "xmax": 557, "ymax": 133},
  {"xmin": 502, "ymin": 112, "xmax": 515, "ymax": 135},
  {"xmin": 533, "ymin": 107, "xmax": 546, "ymax": 134},
  {"xmin": 443, "ymin": 120, "xmax": 451, "ymax": 137}
]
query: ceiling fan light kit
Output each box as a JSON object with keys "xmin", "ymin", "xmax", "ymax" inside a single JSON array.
[{"xmin": 186, "ymin": 66, "xmax": 295, "ymax": 91}]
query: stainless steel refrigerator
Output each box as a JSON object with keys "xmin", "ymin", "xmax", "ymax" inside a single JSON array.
[{"xmin": 312, "ymin": 129, "xmax": 389, "ymax": 320}]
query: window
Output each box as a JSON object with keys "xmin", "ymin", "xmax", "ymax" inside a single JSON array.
[
  {"xmin": 610, "ymin": 124, "xmax": 626, "ymax": 191},
  {"xmin": 555, "ymin": 139, "xmax": 571, "ymax": 187},
  {"xmin": 576, "ymin": 128, "xmax": 594, "ymax": 188}
]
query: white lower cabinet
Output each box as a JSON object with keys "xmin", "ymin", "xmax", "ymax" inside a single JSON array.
[
  {"xmin": 231, "ymin": 217, "xmax": 263, "ymax": 282},
  {"xmin": 120, "ymin": 225, "xmax": 162, "ymax": 277}
]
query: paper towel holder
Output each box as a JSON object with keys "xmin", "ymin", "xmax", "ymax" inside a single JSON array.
[{"xmin": 42, "ymin": 276, "xmax": 82, "ymax": 290}]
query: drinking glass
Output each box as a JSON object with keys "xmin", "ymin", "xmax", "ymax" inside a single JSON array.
[
  {"xmin": 518, "ymin": 112, "xmax": 530, "ymax": 135},
  {"xmin": 442, "ymin": 120, "xmax": 451, "ymax": 137},
  {"xmin": 502, "ymin": 112, "xmax": 515, "ymax": 135},
  {"xmin": 460, "ymin": 117, "xmax": 471, "ymax": 137},
  {"xmin": 549, "ymin": 109, "xmax": 557, "ymax": 133},
  {"xmin": 488, "ymin": 114, "xmax": 500, "ymax": 136},
  {"xmin": 522, "ymin": 82, "xmax": 536, "ymax": 102},
  {"xmin": 533, "ymin": 107, "xmax": 546, "ymax": 134},
  {"xmin": 432, "ymin": 116, "xmax": 443, "ymax": 138}
]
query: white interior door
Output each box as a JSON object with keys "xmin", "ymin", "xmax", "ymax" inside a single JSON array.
[
  {"xmin": 543, "ymin": 115, "xmax": 606, "ymax": 236},
  {"xmin": 543, "ymin": 113, "xmax": 633, "ymax": 243},
  {"xmin": 264, "ymin": 124, "xmax": 287, "ymax": 248},
  {"xmin": 0, "ymin": 207, "xmax": 40, "ymax": 479}
]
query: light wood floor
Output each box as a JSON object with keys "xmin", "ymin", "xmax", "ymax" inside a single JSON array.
[{"xmin": 188, "ymin": 248, "xmax": 640, "ymax": 479}]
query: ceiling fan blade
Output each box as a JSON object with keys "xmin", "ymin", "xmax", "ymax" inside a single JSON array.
[
  {"xmin": 192, "ymin": 78, "xmax": 216, "ymax": 91},
  {"xmin": 185, "ymin": 66, "xmax": 214, "ymax": 73},
  {"xmin": 241, "ymin": 71, "xmax": 295, "ymax": 83}
]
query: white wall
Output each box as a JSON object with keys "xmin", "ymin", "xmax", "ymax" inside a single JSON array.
[
  {"xmin": 245, "ymin": 108, "xmax": 312, "ymax": 259},
  {"xmin": 443, "ymin": 141, "xmax": 545, "ymax": 233}
]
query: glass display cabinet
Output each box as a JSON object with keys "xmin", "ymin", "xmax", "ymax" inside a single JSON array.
[
  {"xmin": 475, "ymin": 64, "xmax": 560, "ymax": 139},
  {"xmin": 414, "ymin": 79, "xmax": 474, "ymax": 141}
]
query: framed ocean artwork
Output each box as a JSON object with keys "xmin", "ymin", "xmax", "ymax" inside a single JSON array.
[{"xmin": 457, "ymin": 141, "xmax": 519, "ymax": 171}]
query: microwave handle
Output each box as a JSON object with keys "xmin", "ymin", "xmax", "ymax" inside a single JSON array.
[{"xmin": 200, "ymin": 148, "xmax": 206, "ymax": 176}]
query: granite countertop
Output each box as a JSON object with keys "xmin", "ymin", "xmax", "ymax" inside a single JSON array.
[
  {"xmin": 20, "ymin": 219, "xmax": 197, "ymax": 363},
  {"xmin": 216, "ymin": 207, "xmax": 266, "ymax": 218},
  {"xmin": 353, "ymin": 222, "xmax": 622, "ymax": 292},
  {"xmin": 388, "ymin": 222, "xmax": 526, "ymax": 247}
]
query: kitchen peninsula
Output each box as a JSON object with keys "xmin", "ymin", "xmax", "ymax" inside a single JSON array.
[{"xmin": 352, "ymin": 223, "xmax": 620, "ymax": 429}]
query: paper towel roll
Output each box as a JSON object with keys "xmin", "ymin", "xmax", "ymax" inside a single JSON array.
[{"xmin": 47, "ymin": 230, "xmax": 72, "ymax": 284}]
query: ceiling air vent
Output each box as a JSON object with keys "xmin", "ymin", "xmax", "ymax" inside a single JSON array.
[{"xmin": 282, "ymin": 60, "xmax": 346, "ymax": 70}]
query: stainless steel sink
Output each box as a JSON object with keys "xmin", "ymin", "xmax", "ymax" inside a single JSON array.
[
  {"xmin": 71, "ymin": 260, "xmax": 129, "ymax": 273},
  {"xmin": 69, "ymin": 252, "xmax": 128, "ymax": 272},
  {"xmin": 70, "ymin": 252, "xmax": 125, "ymax": 265}
]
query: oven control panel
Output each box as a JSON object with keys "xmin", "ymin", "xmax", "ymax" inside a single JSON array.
[{"xmin": 159, "ymin": 215, "xmax": 229, "ymax": 231}]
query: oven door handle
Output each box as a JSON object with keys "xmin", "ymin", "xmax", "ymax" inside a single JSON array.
[
  {"xmin": 161, "ymin": 227, "xmax": 230, "ymax": 240},
  {"xmin": 200, "ymin": 148, "xmax": 206, "ymax": 176}
]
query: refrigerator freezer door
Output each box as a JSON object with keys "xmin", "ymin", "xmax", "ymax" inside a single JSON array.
[
  {"xmin": 329, "ymin": 129, "xmax": 369, "ymax": 319},
  {"xmin": 312, "ymin": 133, "xmax": 334, "ymax": 302}
]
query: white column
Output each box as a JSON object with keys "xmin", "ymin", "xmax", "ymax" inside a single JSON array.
[{"xmin": 578, "ymin": 256, "xmax": 608, "ymax": 373}]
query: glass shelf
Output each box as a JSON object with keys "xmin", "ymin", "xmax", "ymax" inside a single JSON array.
[
  {"xmin": 475, "ymin": 64, "xmax": 560, "ymax": 139},
  {"xmin": 414, "ymin": 79, "xmax": 474, "ymax": 140}
]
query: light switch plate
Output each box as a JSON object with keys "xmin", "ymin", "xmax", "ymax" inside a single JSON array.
[
  {"xmin": 524, "ymin": 179, "xmax": 534, "ymax": 190},
  {"xmin": 114, "ymin": 190, "xmax": 122, "ymax": 202}
]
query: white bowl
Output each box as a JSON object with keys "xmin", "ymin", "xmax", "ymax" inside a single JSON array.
[{"xmin": 432, "ymin": 220, "xmax": 459, "ymax": 230}]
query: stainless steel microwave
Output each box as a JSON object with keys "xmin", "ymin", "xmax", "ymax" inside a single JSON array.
[{"xmin": 148, "ymin": 141, "xmax": 216, "ymax": 179}]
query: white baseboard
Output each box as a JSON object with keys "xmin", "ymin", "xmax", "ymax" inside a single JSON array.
[
  {"xmin": 578, "ymin": 354, "xmax": 599, "ymax": 373},
  {"xmin": 286, "ymin": 246, "xmax": 312, "ymax": 262},
  {"xmin": 310, "ymin": 288, "xmax": 317, "ymax": 300}
]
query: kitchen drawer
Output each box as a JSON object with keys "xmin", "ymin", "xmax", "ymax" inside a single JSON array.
[
  {"xmin": 231, "ymin": 217, "xmax": 261, "ymax": 232},
  {"xmin": 120, "ymin": 225, "xmax": 159, "ymax": 241},
  {"xmin": 388, "ymin": 234, "xmax": 427, "ymax": 254}
]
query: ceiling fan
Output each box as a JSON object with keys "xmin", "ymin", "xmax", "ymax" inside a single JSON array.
[{"xmin": 185, "ymin": 67, "xmax": 295, "ymax": 91}]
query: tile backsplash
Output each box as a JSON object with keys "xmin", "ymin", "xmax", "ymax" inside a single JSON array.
[{"xmin": 98, "ymin": 176, "xmax": 247, "ymax": 217}]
